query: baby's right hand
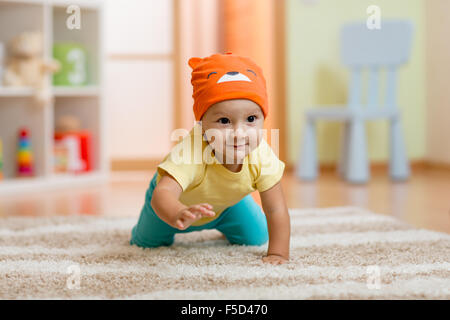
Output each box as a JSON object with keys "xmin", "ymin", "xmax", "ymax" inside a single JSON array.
[{"xmin": 174, "ymin": 203, "xmax": 215, "ymax": 230}]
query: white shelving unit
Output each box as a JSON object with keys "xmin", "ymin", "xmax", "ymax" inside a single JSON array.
[{"xmin": 0, "ymin": 0, "xmax": 107, "ymax": 195}]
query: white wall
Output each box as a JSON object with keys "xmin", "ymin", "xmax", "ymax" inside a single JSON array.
[
  {"xmin": 104, "ymin": 0, "xmax": 220, "ymax": 160},
  {"xmin": 104, "ymin": 0, "xmax": 174, "ymax": 159},
  {"xmin": 178, "ymin": 0, "xmax": 220, "ymax": 130},
  {"xmin": 426, "ymin": 0, "xmax": 450, "ymax": 164}
]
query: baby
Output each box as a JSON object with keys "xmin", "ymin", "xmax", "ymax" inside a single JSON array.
[{"xmin": 130, "ymin": 52, "xmax": 290, "ymax": 265}]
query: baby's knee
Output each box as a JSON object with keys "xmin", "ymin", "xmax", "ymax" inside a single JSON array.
[
  {"xmin": 228, "ymin": 229, "xmax": 269, "ymax": 246},
  {"xmin": 242, "ymin": 237, "xmax": 268, "ymax": 246},
  {"xmin": 130, "ymin": 237, "xmax": 174, "ymax": 248},
  {"xmin": 130, "ymin": 226, "xmax": 174, "ymax": 248}
]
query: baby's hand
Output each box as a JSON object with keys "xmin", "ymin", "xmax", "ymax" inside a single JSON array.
[
  {"xmin": 174, "ymin": 203, "xmax": 215, "ymax": 230},
  {"xmin": 262, "ymin": 254, "xmax": 289, "ymax": 265}
]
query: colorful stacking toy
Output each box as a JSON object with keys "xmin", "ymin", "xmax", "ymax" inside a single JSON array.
[{"xmin": 17, "ymin": 128, "xmax": 34, "ymax": 177}]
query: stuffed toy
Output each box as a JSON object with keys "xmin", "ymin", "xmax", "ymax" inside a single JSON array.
[
  {"xmin": 2, "ymin": 31, "xmax": 60, "ymax": 106},
  {"xmin": 56, "ymin": 115, "xmax": 81, "ymax": 132}
]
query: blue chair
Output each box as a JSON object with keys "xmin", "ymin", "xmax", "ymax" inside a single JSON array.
[{"xmin": 297, "ymin": 20, "xmax": 413, "ymax": 184}]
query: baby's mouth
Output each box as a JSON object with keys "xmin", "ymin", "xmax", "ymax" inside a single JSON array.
[{"xmin": 228, "ymin": 144, "xmax": 248, "ymax": 149}]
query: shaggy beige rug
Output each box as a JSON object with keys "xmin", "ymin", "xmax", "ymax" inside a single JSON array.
[{"xmin": 0, "ymin": 206, "xmax": 449, "ymax": 300}]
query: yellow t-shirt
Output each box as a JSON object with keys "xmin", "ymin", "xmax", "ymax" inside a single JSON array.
[{"xmin": 155, "ymin": 124, "xmax": 285, "ymax": 226}]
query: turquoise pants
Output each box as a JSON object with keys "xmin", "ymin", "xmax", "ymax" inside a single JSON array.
[{"xmin": 130, "ymin": 172, "xmax": 269, "ymax": 248}]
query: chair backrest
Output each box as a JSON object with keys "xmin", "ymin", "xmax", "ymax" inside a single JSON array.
[{"xmin": 340, "ymin": 20, "xmax": 414, "ymax": 110}]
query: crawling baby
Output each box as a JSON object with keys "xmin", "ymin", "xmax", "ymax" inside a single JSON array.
[{"xmin": 130, "ymin": 52, "xmax": 290, "ymax": 265}]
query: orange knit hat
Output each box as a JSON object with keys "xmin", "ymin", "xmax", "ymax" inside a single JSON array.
[{"xmin": 188, "ymin": 52, "xmax": 268, "ymax": 121}]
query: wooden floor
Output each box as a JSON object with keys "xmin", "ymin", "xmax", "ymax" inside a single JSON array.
[{"xmin": 0, "ymin": 167, "xmax": 449, "ymax": 234}]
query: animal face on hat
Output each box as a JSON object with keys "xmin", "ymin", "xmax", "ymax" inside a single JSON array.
[{"xmin": 189, "ymin": 52, "xmax": 268, "ymax": 121}]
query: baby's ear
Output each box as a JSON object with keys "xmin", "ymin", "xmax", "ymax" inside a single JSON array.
[{"xmin": 188, "ymin": 57, "xmax": 202, "ymax": 69}]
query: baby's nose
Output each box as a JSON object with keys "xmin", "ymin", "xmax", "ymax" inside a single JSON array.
[
  {"xmin": 227, "ymin": 71, "xmax": 239, "ymax": 76},
  {"xmin": 231, "ymin": 128, "xmax": 246, "ymax": 140}
]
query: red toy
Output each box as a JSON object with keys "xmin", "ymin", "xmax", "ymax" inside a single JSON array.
[
  {"xmin": 54, "ymin": 130, "xmax": 92, "ymax": 173},
  {"xmin": 17, "ymin": 128, "xmax": 34, "ymax": 177}
]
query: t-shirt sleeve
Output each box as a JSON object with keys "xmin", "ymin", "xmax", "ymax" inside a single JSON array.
[
  {"xmin": 156, "ymin": 134, "xmax": 203, "ymax": 192},
  {"xmin": 253, "ymin": 139, "xmax": 285, "ymax": 193}
]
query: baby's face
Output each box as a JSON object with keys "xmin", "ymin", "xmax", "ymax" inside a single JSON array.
[{"xmin": 200, "ymin": 99, "xmax": 265, "ymax": 164}]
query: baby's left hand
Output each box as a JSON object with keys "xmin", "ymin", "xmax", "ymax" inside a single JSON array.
[{"xmin": 262, "ymin": 254, "xmax": 288, "ymax": 265}]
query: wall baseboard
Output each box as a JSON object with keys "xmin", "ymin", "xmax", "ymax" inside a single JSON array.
[
  {"xmin": 421, "ymin": 161, "xmax": 450, "ymax": 171},
  {"xmin": 111, "ymin": 158, "xmax": 450, "ymax": 172},
  {"xmin": 111, "ymin": 159, "xmax": 163, "ymax": 171},
  {"xmin": 284, "ymin": 160, "xmax": 450, "ymax": 173}
]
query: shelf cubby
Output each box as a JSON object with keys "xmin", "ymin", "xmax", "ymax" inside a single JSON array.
[
  {"xmin": 0, "ymin": 97, "xmax": 47, "ymax": 179},
  {"xmin": 53, "ymin": 96, "xmax": 101, "ymax": 172},
  {"xmin": 0, "ymin": 1, "xmax": 44, "ymax": 45},
  {"xmin": 52, "ymin": 4, "xmax": 100, "ymax": 86}
]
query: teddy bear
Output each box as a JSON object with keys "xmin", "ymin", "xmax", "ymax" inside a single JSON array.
[{"xmin": 2, "ymin": 31, "xmax": 60, "ymax": 106}]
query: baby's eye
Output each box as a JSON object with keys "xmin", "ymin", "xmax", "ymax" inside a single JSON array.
[
  {"xmin": 218, "ymin": 118, "xmax": 230, "ymax": 124},
  {"xmin": 247, "ymin": 115, "xmax": 256, "ymax": 122}
]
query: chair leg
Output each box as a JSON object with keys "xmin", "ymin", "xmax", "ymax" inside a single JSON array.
[
  {"xmin": 389, "ymin": 117, "xmax": 410, "ymax": 181},
  {"xmin": 346, "ymin": 118, "xmax": 369, "ymax": 184},
  {"xmin": 338, "ymin": 121, "xmax": 350, "ymax": 179},
  {"xmin": 297, "ymin": 118, "xmax": 318, "ymax": 180}
]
